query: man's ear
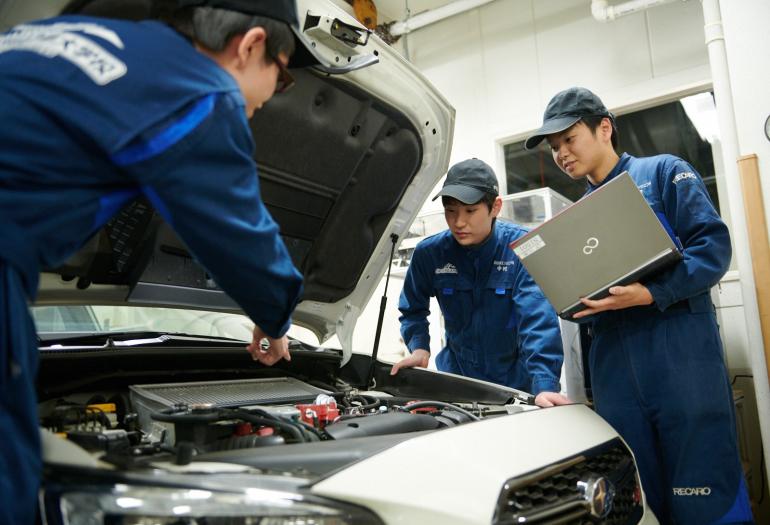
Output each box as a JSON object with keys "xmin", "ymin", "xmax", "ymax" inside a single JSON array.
[
  {"xmin": 234, "ymin": 26, "xmax": 268, "ymax": 67},
  {"xmin": 491, "ymin": 196, "xmax": 503, "ymax": 217},
  {"xmin": 599, "ymin": 117, "xmax": 614, "ymax": 143}
]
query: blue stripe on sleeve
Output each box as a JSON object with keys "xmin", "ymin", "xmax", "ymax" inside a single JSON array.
[
  {"xmin": 111, "ymin": 93, "xmax": 218, "ymax": 166},
  {"xmin": 141, "ymin": 185, "xmax": 174, "ymax": 228},
  {"xmin": 655, "ymin": 211, "xmax": 684, "ymax": 251}
]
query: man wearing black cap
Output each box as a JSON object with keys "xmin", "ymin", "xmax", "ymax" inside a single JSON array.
[
  {"xmin": 526, "ymin": 87, "xmax": 752, "ymax": 524},
  {"xmin": 392, "ymin": 158, "xmax": 570, "ymax": 408},
  {"xmin": 0, "ymin": 2, "xmax": 308, "ymax": 522}
]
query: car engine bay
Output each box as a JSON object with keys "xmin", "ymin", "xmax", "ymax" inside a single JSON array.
[{"xmin": 38, "ymin": 347, "xmax": 530, "ymax": 477}]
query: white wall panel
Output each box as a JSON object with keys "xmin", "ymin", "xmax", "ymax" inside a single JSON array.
[
  {"xmin": 477, "ymin": 0, "xmax": 540, "ymax": 141},
  {"xmin": 407, "ymin": 11, "xmax": 487, "ymax": 164},
  {"xmin": 714, "ymin": 274, "xmax": 752, "ymax": 370},
  {"xmin": 403, "ymin": 0, "xmax": 711, "ymax": 185},
  {"xmin": 533, "ymin": 0, "xmax": 652, "ymax": 98},
  {"xmin": 721, "ymin": 0, "xmax": 770, "ymax": 233},
  {"xmin": 646, "ymin": 0, "xmax": 709, "ymax": 77}
]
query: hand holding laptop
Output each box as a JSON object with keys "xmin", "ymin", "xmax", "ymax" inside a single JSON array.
[
  {"xmin": 572, "ymin": 282, "xmax": 654, "ymax": 319},
  {"xmin": 509, "ymin": 172, "xmax": 682, "ymax": 320}
]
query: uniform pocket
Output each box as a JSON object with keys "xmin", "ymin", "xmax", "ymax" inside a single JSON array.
[
  {"xmin": 485, "ymin": 273, "xmax": 518, "ymax": 331},
  {"xmin": 434, "ymin": 275, "xmax": 473, "ymax": 329}
]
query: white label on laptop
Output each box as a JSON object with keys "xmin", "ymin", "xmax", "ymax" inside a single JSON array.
[{"xmin": 513, "ymin": 235, "xmax": 545, "ymax": 259}]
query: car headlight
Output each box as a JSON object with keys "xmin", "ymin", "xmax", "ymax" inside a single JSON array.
[{"xmin": 49, "ymin": 484, "xmax": 383, "ymax": 525}]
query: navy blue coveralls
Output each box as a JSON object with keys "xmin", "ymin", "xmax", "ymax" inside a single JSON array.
[
  {"xmin": 587, "ymin": 153, "xmax": 752, "ymax": 524},
  {"xmin": 399, "ymin": 221, "xmax": 563, "ymax": 395},
  {"xmin": 0, "ymin": 17, "xmax": 303, "ymax": 524}
]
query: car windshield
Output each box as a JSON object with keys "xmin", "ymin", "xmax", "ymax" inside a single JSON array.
[
  {"xmin": 32, "ymin": 305, "xmax": 254, "ymax": 341},
  {"xmin": 32, "ymin": 305, "xmax": 326, "ymax": 348}
]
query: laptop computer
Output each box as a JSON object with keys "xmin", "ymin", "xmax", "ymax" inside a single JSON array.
[{"xmin": 509, "ymin": 172, "xmax": 683, "ymax": 320}]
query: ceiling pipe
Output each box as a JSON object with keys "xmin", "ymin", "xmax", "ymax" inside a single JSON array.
[
  {"xmin": 591, "ymin": 0, "xmax": 679, "ymax": 21},
  {"xmin": 390, "ymin": 0, "xmax": 497, "ymax": 37}
]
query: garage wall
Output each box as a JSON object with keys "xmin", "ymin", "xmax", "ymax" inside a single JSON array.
[
  {"xmin": 394, "ymin": 0, "xmax": 710, "ymax": 207},
  {"xmin": 721, "ymin": 0, "xmax": 770, "ymax": 231}
]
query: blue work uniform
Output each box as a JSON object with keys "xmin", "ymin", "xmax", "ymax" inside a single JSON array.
[
  {"xmin": 399, "ymin": 221, "xmax": 563, "ymax": 395},
  {"xmin": 0, "ymin": 17, "xmax": 303, "ymax": 524},
  {"xmin": 586, "ymin": 153, "xmax": 752, "ymax": 524}
]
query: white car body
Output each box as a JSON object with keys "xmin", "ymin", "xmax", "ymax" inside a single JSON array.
[{"xmin": 314, "ymin": 404, "xmax": 657, "ymax": 524}]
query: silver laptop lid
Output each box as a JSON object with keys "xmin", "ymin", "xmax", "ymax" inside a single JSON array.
[{"xmin": 510, "ymin": 172, "xmax": 681, "ymax": 317}]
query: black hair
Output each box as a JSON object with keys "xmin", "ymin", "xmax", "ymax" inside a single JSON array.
[
  {"xmin": 442, "ymin": 192, "xmax": 497, "ymax": 212},
  {"xmin": 157, "ymin": 4, "xmax": 295, "ymax": 59},
  {"xmin": 581, "ymin": 115, "xmax": 619, "ymax": 149}
]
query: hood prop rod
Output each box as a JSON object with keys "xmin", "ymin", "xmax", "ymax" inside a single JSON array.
[{"xmin": 366, "ymin": 233, "xmax": 399, "ymax": 390}]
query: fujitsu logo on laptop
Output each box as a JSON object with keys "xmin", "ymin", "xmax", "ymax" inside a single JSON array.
[{"xmin": 582, "ymin": 237, "xmax": 599, "ymax": 255}]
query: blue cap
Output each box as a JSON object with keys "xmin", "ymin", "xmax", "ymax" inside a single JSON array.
[
  {"xmin": 525, "ymin": 87, "xmax": 613, "ymax": 150},
  {"xmin": 432, "ymin": 158, "xmax": 499, "ymax": 204}
]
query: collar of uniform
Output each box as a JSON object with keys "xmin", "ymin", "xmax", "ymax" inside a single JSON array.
[{"xmin": 587, "ymin": 152, "xmax": 632, "ymax": 193}]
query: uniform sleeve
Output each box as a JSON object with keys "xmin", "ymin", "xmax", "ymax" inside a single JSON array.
[
  {"xmin": 116, "ymin": 93, "xmax": 303, "ymax": 338},
  {"xmin": 644, "ymin": 159, "xmax": 731, "ymax": 310},
  {"xmin": 398, "ymin": 244, "xmax": 433, "ymax": 353},
  {"xmin": 512, "ymin": 264, "xmax": 563, "ymax": 396}
]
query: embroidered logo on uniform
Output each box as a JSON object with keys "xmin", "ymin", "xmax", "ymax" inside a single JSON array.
[
  {"xmin": 435, "ymin": 263, "xmax": 458, "ymax": 275},
  {"xmin": 0, "ymin": 23, "xmax": 127, "ymax": 85},
  {"xmin": 493, "ymin": 260, "xmax": 514, "ymax": 272},
  {"xmin": 637, "ymin": 182, "xmax": 651, "ymax": 190},
  {"xmin": 672, "ymin": 487, "xmax": 712, "ymax": 496},
  {"xmin": 672, "ymin": 172, "xmax": 697, "ymax": 185}
]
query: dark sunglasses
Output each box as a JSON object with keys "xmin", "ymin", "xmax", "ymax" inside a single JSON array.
[{"xmin": 270, "ymin": 53, "xmax": 295, "ymax": 94}]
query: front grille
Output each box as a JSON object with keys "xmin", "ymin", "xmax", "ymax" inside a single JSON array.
[{"xmin": 493, "ymin": 439, "xmax": 643, "ymax": 524}]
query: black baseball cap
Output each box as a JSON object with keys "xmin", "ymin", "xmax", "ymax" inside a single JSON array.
[
  {"xmin": 524, "ymin": 87, "xmax": 614, "ymax": 150},
  {"xmin": 178, "ymin": 0, "xmax": 298, "ymax": 28},
  {"xmin": 431, "ymin": 158, "xmax": 499, "ymax": 204}
]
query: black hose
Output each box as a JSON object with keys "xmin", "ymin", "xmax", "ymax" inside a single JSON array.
[
  {"xmin": 151, "ymin": 407, "xmax": 307, "ymax": 443},
  {"xmin": 235, "ymin": 408, "xmax": 318, "ymax": 443},
  {"xmin": 296, "ymin": 420, "xmax": 325, "ymax": 441},
  {"xmin": 151, "ymin": 407, "xmax": 223, "ymax": 423},
  {"xmin": 347, "ymin": 394, "xmax": 381, "ymax": 411},
  {"xmin": 399, "ymin": 401, "xmax": 481, "ymax": 421},
  {"xmin": 228, "ymin": 411, "xmax": 305, "ymax": 444}
]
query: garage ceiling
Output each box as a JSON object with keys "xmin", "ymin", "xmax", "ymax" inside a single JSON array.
[
  {"xmin": 373, "ymin": 0, "xmax": 457, "ymax": 23},
  {"xmin": 0, "ymin": 0, "xmax": 462, "ymax": 30}
]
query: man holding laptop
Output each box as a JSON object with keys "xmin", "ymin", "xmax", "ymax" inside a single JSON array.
[
  {"xmin": 525, "ymin": 87, "xmax": 752, "ymax": 524},
  {"xmin": 509, "ymin": 171, "xmax": 684, "ymax": 321}
]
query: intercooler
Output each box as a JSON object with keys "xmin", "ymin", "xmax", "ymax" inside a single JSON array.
[{"xmin": 130, "ymin": 377, "xmax": 331, "ymax": 440}]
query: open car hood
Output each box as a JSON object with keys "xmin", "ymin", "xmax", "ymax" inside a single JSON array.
[{"xmin": 30, "ymin": 0, "xmax": 455, "ymax": 364}]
